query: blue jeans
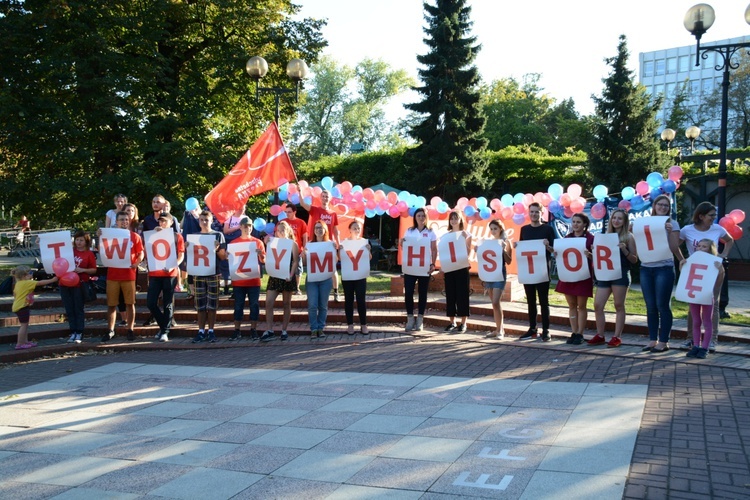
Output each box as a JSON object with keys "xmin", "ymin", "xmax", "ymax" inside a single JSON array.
[
  {"xmin": 233, "ymin": 286, "xmax": 260, "ymax": 322},
  {"xmin": 60, "ymin": 285, "xmax": 86, "ymax": 333},
  {"xmin": 307, "ymin": 277, "xmax": 332, "ymax": 331},
  {"xmin": 640, "ymin": 265, "xmax": 675, "ymax": 343},
  {"xmin": 147, "ymin": 276, "xmax": 176, "ymax": 333}
]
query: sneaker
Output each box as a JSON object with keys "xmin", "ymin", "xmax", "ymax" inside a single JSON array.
[
  {"xmin": 457, "ymin": 323, "xmax": 467, "ymax": 333},
  {"xmin": 74, "ymin": 333, "xmax": 82, "ymax": 344},
  {"xmin": 280, "ymin": 331, "xmax": 288, "ymax": 341},
  {"xmin": 154, "ymin": 331, "xmax": 163, "ymax": 341},
  {"xmin": 127, "ymin": 330, "xmax": 135, "ymax": 341},
  {"xmin": 207, "ymin": 330, "xmax": 217, "ymax": 343},
  {"xmin": 334, "ymin": 291, "xmax": 340, "ymax": 302},
  {"xmin": 680, "ymin": 339, "xmax": 693, "ymax": 350},
  {"xmin": 686, "ymin": 346, "xmax": 700, "ymax": 358},
  {"xmin": 348, "ymin": 325, "xmax": 355, "ymax": 335},
  {"xmin": 405, "ymin": 316, "xmax": 415, "ymax": 331},
  {"xmin": 318, "ymin": 330, "xmax": 326, "ymax": 339},
  {"xmin": 709, "ymin": 340, "xmax": 717, "ymax": 353},
  {"xmin": 361, "ymin": 325, "xmax": 369, "ymax": 335},
  {"xmin": 415, "ymin": 316, "xmax": 424, "ymax": 331},
  {"xmin": 260, "ymin": 331, "xmax": 275, "ymax": 342},
  {"xmin": 101, "ymin": 330, "xmax": 115, "ymax": 342},
  {"xmin": 485, "ymin": 331, "xmax": 499, "ymax": 338},
  {"xmin": 568, "ymin": 333, "xmax": 583, "ymax": 345},
  {"xmin": 67, "ymin": 333, "xmax": 77, "ymax": 343},
  {"xmin": 588, "ymin": 334, "xmax": 607, "ymax": 346},
  {"xmin": 444, "ymin": 323, "xmax": 457, "ymax": 332},
  {"xmin": 696, "ymin": 347, "xmax": 708, "ymax": 359},
  {"xmin": 143, "ymin": 316, "xmax": 156, "ymax": 327},
  {"xmin": 160, "ymin": 333, "xmax": 169, "ymax": 342},
  {"xmin": 192, "ymin": 331, "xmax": 205, "ymax": 343},
  {"xmin": 250, "ymin": 328, "xmax": 259, "ymax": 341},
  {"xmin": 310, "ymin": 330, "xmax": 319, "ymax": 339},
  {"xmin": 720, "ymin": 310, "xmax": 730, "ymax": 319},
  {"xmin": 117, "ymin": 320, "xmax": 127, "ymax": 327},
  {"xmin": 540, "ymin": 331, "xmax": 550, "ymax": 342},
  {"xmin": 520, "ymin": 328, "xmax": 537, "ymax": 340},
  {"xmin": 606, "ymin": 337, "xmax": 622, "ymax": 348},
  {"xmin": 229, "ymin": 330, "xmax": 242, "ymax": 341}
]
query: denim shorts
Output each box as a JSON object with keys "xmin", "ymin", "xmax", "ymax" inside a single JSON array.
[
  {"xmin": 484, "ymin": 281, "xmax": 506, "ymax": 290},
  {"xmin": 596, "ymin": 271, "xmax": 630, "ymax": 288}
]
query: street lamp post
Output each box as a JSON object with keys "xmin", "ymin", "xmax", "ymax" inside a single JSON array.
[
  {"xmin": 685, "ymin": 125, "xmax": 701, "ymax": 154},
  {"xmin": 661, "ymin": 128, "xmax": 676, "ymax": 156},
  {"xmin": 245, "ymin": 56, "xmax": 309, "ymax": 124},
  {"xmin": 684, "ymin": 3, "xmax": 750, "ymax": 220}
]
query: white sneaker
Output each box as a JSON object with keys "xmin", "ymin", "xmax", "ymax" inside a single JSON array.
[
  {"xmin": 680, "ymin": 339, "xmax": 693, "ymax": 350},
  {"xmin": 405, "ymin": 316, "xmax": 415, "ymax": 331},
  {"xmin": 66, "ymin": 333, "xmax": 76, "ymax": 343},
  {"xmin": 709, "ymin": 340, "xmax": 717, "ymax": 353},
  {"xmin": 74, "ymin": 333, "xmax": 82, "ymax": 344},
  {"xmin": 160, "ymin": 333, "xmax": 169, "ymax": 342},
  {"xmin": 415, "ymin": 315, "xmax": 424, "ymax": 331}
]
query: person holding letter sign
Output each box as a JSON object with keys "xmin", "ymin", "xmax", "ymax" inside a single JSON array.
[
  {"xmin": 481, "ymin": 220, "xmax": 513, "ymax": 338},
  {"xmin": 146, "ymin": 213, "xmax": 185, "ymax": 342},
  {"xmin": 637, "ymin": 194, "xmax": 683, "ymax": 352},
  {"xmin": 62, "ymin": 231, "xmax": 97, "ymax": 344},
  {"xmin": 680, "ymin": 239, "xmax": 725, "ymax": 359},
  {"xmin": 679, "ymin": 202, "xmax": 733, "ymax": 353},
  {"xmin": 228, "ymin": 216, "xmax": 265, "ymax": 341},
  {"xmin": 442, "ymin": 210, "xmax": 472, "ymax": 333},
  {"xmin": 304, "ymin": 222, "xmax": 337, "ymax": 339},
  {"xmin": 589, "ymin": 209, "xmax": 637, "ymax": 348},
  {"xmin": 341, "ymin": 220, "xmax": 371, "ymax": 335},
  {"xmin": 554, "ymin": 212, "xmax": 594, "ymax": 345},
  {"xmin": 516, "ymin": 202, "xmax": 556, "ymax": 342},
  {"xmin": 400, "ymin": 208, "xmax": 437, "ymax": 332},
  {"xmin": 261, "ymin": 221, "xmax": 300, "ymax": 342}
]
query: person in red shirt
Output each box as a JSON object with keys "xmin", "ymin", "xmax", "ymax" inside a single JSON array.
[
  {"xmin": 283, "ymin": 204, "xmax": 307, "ymax": 294},
  {"xmin": 146, "ymin": 213, "xmax": 185, "ymax": 342},
  {"xmin": 103, "ymin": 211, "xmax": 144, "ymax": 342},
  {"xmin": 301, "ymin": 190, "xmax": 341, "ymax": 299},
  {"xmin": 62, "ymin": 231, "xmax": 97, "ymax": 344},
  {"xmin": 228, "ymin": 216, "xmax": 266, "ymax": 340}
]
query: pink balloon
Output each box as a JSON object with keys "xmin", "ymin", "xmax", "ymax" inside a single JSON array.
[
  {"xmin": 60, "ymin": 271, "xmax": 80, "ymax": 287},
  {"xmin": 287, "ymin": 183, "xmax": 298, "ymax": 195},
  {"xmin": 374, "ymin": 190, "xmax": 385, "ymax": 202},
  {"xmin": 52, "ymin": 258, "xmax": 69, "ymax": 277},
  {"xmin": 430, "ymin": 196, "xmax": 442, "ymax": 207},
  {"xmin": 590, "ymin": 202, "xmax": 607, "ymax": 220},
  {"xmin": 339, "ymin": 181, "xmax": 352, "ymax": 195},
  {"xmin": 559, "ymin": 193, "xmax": 572, "ymax": 207},
  {"xmin": 456, "ymin": 197, "xmax": 469, "ymax": 209},
  {"xmin": 388, "ymin": 206, "xmax": 400, "ymax": 218},
  {"xmin": 396, "ymin": 201, "xmax": 408, "ymax": 212},
  {"xmin": 618, "ymin": 200, "xmax": 632, "ymax": 211},
  {"xmin": 636, "ymin": 181, "xmax": 650, "ymax": 196},
  {"xmin": 729, "ymin": 209, "xmax": 746, "ymax": 224},
  {"xmin": 500, "ymin": 207, "xmax": 513, "ymax": 220},
  {"xmin": 378, "ymin": 200, "xmax": 390, "ymax": 211},
  {"xmin": 563, "ymin": 207, "xmax": 574, "ymax": 218},
  {"xmin": 533, "ymin": 192, "xmax": 544, "ymax": 204},
  {"xmin": 570, "ymin": 198, "xmax": 585, "ymax": 213},
  {"xmin": 540, "ymin": 193, "xmax": 552, "ymax": 207},
  {"xmin": 366, "ymin": 200, "xmax": 377, "ymax": 210},
  {"xmin": 298, "ymin": 180, "xmax": 309, "ymax": 190},
  {"xmin": 523, "ymin": 193, "xmax": 534, "ymax": 206},
  {"xmin": 269, "ymin": 205, "xmax": 283, "ymax": 216},
  {"xmin": 362, "ymin": 188, "xmax": 375, "ymax": 200},
  {"xmin": 567, "ymin": 184, "xmax": 582, "ymax": 199},
  {"xmin": 513, "ymin": 203, "xmax": 526, "ymax": 215},
  {"xmin": 668, "ymin": 165, "xmax": 684, "ymax": 181},
  {"xmin": 352, "ymin": 191, "xmax": 363, "ymax": 203},
  {"xmin": 490, "ymin": 198, "xmax": 502, "ymax": 210},
  {"xmin": 728, "ymin": 225, "xmax": 744, "ymax": 240},
  {"xmin": 387, "ymin": 192, "xmax": 399, "ymax": 204}
]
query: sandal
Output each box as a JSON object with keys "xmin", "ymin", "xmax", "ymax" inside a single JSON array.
[
  {"xmin": 15, "ymin": 342, "xmax": 37, "ymax": 350},
  {"xmin": 185, "ymin": 293, "xmax": 194, "ymax": 300},
  {"xmin": 642, "ymin": 342, "xmax": 657, "ymax": 352}
]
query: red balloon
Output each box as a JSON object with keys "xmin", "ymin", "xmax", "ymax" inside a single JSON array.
[
  {"xmin": 719, "ymin": 216, "xmax": 736, "ymax": 230},
  {"xmin": 728, "ymin": 225, "xmax": 743, "ymax": 240},
  {"xmin": 729, "ymin": 209, "xmax": 746, "ymax": 224},
  {"xmin": 52, "ymin": 258, "xmax": 69, "ymax": 277},
  {"xmin": 60, "ymin": 271, "xmax": 80, "ymax": 287},
  {"xmin": 618, "ymin": 200, "xmax": 632, "ymax": 211},
  {"xmin": 590, "ymin": 202, "xmax": 607, "ymax": 220}
]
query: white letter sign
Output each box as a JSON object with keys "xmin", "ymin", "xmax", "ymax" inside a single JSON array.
[
  {"xmin": 402, "ymin": 239, "xmax": 431, "ymax": 276},
  {"xmin": 100, "ymin": 228, "xmax": 132, "ymax": 269},
  {"xmin": 514, "ymin": 240, "xmax": 548, "ymax": 284},
  {"xmin": 39, "ymin": 231, "xmax": 75, "ymax": 275},
  {"xmin": 228, "ymin": 241, "xmax": 260, "ymax": 280},
  {"xmin": 675, "ymin": 251, "xmax": 722, "ymax": 305},
  {"xmin": 437, "ymin": 232, "xmax": 469, "ymax": 273},
  {"xmin": 265, "ymin": 237, "xmax": 294, "ymax": 280},
  {"xmin": 633, "ymin": 216, "xmax": 672, "ymax": 264},
  {"xmin": 186, "ymin": 234, "xmax": 217, "ymax": 277},
  {"xmin": 340, "ymin": 239, "xmax": 370, "ymax": 281},
  {"xmin": 144, "ymin": 229, "xmax": 177, "ymax": 273},
  {"xmin": 554, "ymin": 238, "xmax": 590, "ymax": 283},
  {"xmin": 593, "ymin": 233, "xmax": 622, "ymax": 281},
  {"xmin": 306, "ymin": 241, "xmax": 337, "ymax": 283},
  {"xmin": 477, "ymin": 239, "xmax": 505, "ymax": 282}
]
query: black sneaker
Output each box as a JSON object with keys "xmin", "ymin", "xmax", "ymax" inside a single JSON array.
[
  {"xmin": 192, "ymin": 331, "xmax": 205, "ymax": 343},
  {"xmin": 519, "ymin": 329, "xmax": 537, "ymax": 340},
  {"xmin": 207, "ymin": 330, "xmax": 217, "ymax": 343},
  {"xmin": 117, "ymin": 320, "xmax": 127, "ymax": 327},
  {"xmin": 229, "ymin": 330, "xmax": 242, "ymax": 341},
  {"xmin": 541, "ymin": 331, "xmax": 551, "ymax": 342},
  {"xmin": 260, "ymin": 331, "xmax": 275, "ymax": 342},
  {"xmin": 458, "ymin": 324, "xmax": 467, "ymax": 333},
  {"xmin": 127, "ymin": 330, "xmax": 135, "ymax": 341},
  {"xmin": 696, "ymin": 347, "xmax": 708, "ymax": 359},
  {"xmin": 571, "ymin": 333, "xmax": 584, "ymax": 345},
  {"xmin": 250, "ymin": 328, "xmax": 259, "ymax": 341},
  {"xmin": 101, "ymin": 330, "xmax": 115, "ymax": 342},
  {"xmin": 280, "ymin": 331, "xmax": 288, "ymax": 341},
  {"xmin": 142, "ymin": 316, "xmax": 156, "ymax": 327},
  {"xmin": 686, "ymin": 346, "xmax": 700, "ymax": 358},
  {"xmin": 566, "ymin": 333, "xmax": 576, "ymax": 344},
  {"xmin": 444, "ymin": 323, "xmax": 457, "ymax": 332}
]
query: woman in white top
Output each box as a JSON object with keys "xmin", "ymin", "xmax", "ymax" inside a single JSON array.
[
  {"xmin": 443, "ymin": 210, "xmax": 472, "ymax": 333},
  {"xmin": 105, "ymin": 194, "xmax": 127, "ymax": 228},
  {"xmin": 399, "ymin": 208, "xmax": 437, "ymax": 332}
]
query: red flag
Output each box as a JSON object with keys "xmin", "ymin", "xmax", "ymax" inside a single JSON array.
[{"xmin": 205, "ymin": 122, "xmax": 296, "ymax": 223}]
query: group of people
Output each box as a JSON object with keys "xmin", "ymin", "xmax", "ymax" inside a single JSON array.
[{"xmin": 11, "ymin": 190, "xmax": 733, "ymax": 360}]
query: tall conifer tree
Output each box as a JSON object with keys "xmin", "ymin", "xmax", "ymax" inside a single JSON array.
[{"xmin": 405, "ymin": 0, "xmax": 488, "ymax": 202}]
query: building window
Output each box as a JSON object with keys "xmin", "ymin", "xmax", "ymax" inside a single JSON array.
[
  {"xmin": 667, "ymin": 58, "xmax": 677, "ymax": 74},
  {"xmin": 666, "ymin": 82, "xmax": 677, "ymax": 97},
  {"xmin": 679, "ymin": 55, "xmax": 690, "ymax": 73},
  {"xmin": 655, "ymin": 60, "xmax": 665, "ymax": 76},
  {"xmin": 702, "ymin": 78, "xmax": 713, "ymax": 94},
  {"xmin": 690, "ymin": 80, "xmax": 700, "ymax": 96},
  {"xmin": 643, "ymin": 61, "xmax": 654, "ymax": 77}
]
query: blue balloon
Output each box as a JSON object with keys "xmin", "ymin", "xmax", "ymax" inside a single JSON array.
[
  {"xmin": 185, "ymin": 197, "xmax": 199, "ymax": 212},
  {"xmin": 437, "ymin": 201, "xmax": 449, "ymax": 213},
  {"xmin": 548, "ymin": 183, "xmax": 564, "ymax": 201},
  {"xmin": 278, "ymin": 189, "xmax": 288, "ymax": 201},
  {"xmin": 501, "ymin": 194, "xmax": 514, "ymax": 207},
  {"xmin": 408, "ymin": 208, "xmax": 416, "ymax": 217},
  {"xmin": 513, "ymin": 193, "xmax": 524, "ymax": 204},
  {"xmin": 351, "ymin": 185, "xmax": 363, "ymax": 193},
  {"xmin": 476, "ymin": 197, "xmax": 488, "ymax": 209},
  {"xmin": 253, "ymin": 217, "xmax": 266, "ymax": 232},
  {"xmin": 365, "ymin": 208, "xmax": 376, "ymax": 218},
  {"xmin": 464, "ymin": 206, "xmax": 476, "ymax": 217},
  {"xmin": 512, "ymin": 213, "xmax": 525, "ymax": 225},
  {"xmin": 277, "ymin": 212, "xmax": 287, "ymax": 221},
  {"xmin": 630, "ymin": 195, "xmax": 646, "ymax": 211},
  {"xmin": 375, "ymin": 206, "xmax": 385, "ymax": 216},
  {"xmin": 303, "ymin": 196, "xmax": 312, "ymax": 206},
  {"xmin": 416, "ymin": 196, "xmax": 426, "ymax": 208},
  {"xmin": 331, "ymin": 187, "xmax": 341, "ymax": 199},
  {"xmin": 549, "ymin": 200, "xmax": 561, "ymax": 214},
  {"xmin": 321, "ymin": 176, "xmax": 333, "ymax": 190},
  {"xmin": 592, "ymin": 184, "xmax": 608, "ymax": 201},
  {"xmin": 661, "ymin": 179, "xmax": 677, "ymax": 193},
  {"xmin": 264, "ymin": 222, "xmax": 275, "ymax": 234},
  {"xmin": 408, "ymin": 194, "xmax": 418, "ymax": 207},
  {"xmin": 621, "ymin": 186, "xmax": 635, "ymax": 200},
  {"xmin": 479, "ymin": 207, "xmax": 492, "ymax": 220},
  {"xmin": 646, "ymin": 172, "xmax": 664, "ymax": 188},
  {"xmin": 289, "ymin": 193, "xmax": 300, "ymax": 204},
  {"xmin": 649, "ymin": 187, "xmax": 663, "ymax": 201},
  {"xmin": 398, "ymin": 190, "xmax": 411, "ymax": 202}
]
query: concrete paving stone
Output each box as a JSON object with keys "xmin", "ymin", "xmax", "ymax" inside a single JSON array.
[
  {"xmin": 134, "ymin": 417, "xmax": 219, "ymax": 439},
  {"xmin": 14, "ymin": 455, "xmax": 131, "ymax": 486},
  {"xmin": 519, "ymin": 470, "xmax": 627, "ymax": 500},
  {"xmin": 158, "ymin": 365, "xmax": 217, "ymax": 377},
  {"xmin": 318, "ymin": 397, "xmax": 389, "ymax": 413},
  {"xmin": 44, "ymin": 412, "xmax": 171, "ymax": 435},
  {"xmin": 190, "ymin": 422, "xmax": 276, "ymax": 444},
  {"xmin": 372, "ymin": 399, "xmax": 446, "ymax": 418},
  {"xmin": 25, "ymin": 430, "xmax": 125, "ymax": 456},
  {"xmin": 285, "ymin": 382, "xmax": 358, "ymax": 397},
  {"xmin": 272, "ymin": 449, "xmax": 375, "ymax": 483},
  {"xmin": 345, "ymin": 414, "xmax": 427, "ymax": 435},
  {"xmin": 346, "ymin": 384, "xmax": 412, "ymax": 400},
  {"xmin": 250, "ymin": 425, "xmax": 337, "ymax": 449},
  {"xmin": 228, "ymin": 379, "xmax": 301, "ymax": 393},
  {"xmin": 0, "ymin": 382, "xmax": 69, "ymax": 405},
  {"xmin": 133, "ymin": 401, "xmax": 207, "ymax": 418},
  {"xmin": 584, "ymin": 383, "xmax": 649, "ymax": 399},
  {"xmin": 451, "ymin": 389, "xmax": 521, "ymax": 407},
  {"xmin": 312, "ymin": 430, "xmax": 404, "ymax": 456},
  {"xmin": 8, "ymin": 394, "xmax": 109, "ymax": 411},
  {"xmin": 566, "ymin": 396, "xmax": 646, "ymax": 428},
  {"xmin": 409, "ymin": 417, "xmax": 495, "ymax": 440},
  {"xmin": 277, "ymin": 370, "xmax": 336, "ymax": 384},
  {"xmin": 0, "ymin": 481, "xmax": 69, "ymax": 500},
  {"xmin": 147, "ymin": 466, "xmax": 263, "ymax": 499},
  {"xmin": 0, "ymin": 407, "xmax": 76, "ymax": 428},
  {"xmin": 415, "ymin": 375, "xmax": 478, "ymax": 390},
  {"xmin": 46, "ymin": 371, "xmax": 113, "ymax": 386},
  {"xmin": 178, "ymin": 403, "xmax": 254, "ymax": 422},
  {"xmin": 316, "ymin": 371, "xmax": 384, "ymax": 385},
  {"xmin": 0, "ymin": 426, "xmax": 71, "ymax": 451},
  {"xmin": 119, "ymin": 363, "xmax": 184, "ymax": 375},
  {"xmin": 48, "ymin": 487, "xmax": 139, "ymax": 499},
  {"xmin": 398, "ymin": 386, "xmax": 466, "ymax": 404},
  {"xmin": 327, "ymin": 484, "xmax": 424, "ymax": 500},
  {"xmin": 348, "ymin": 457, "xmax": 452, "ymax": 490},
  {"xmin": 114, "ymin": 386, "xmax": 196, "ymax": 402},
  {"xmin": 81, "ymin": 362, "xmax": 144, "ymax": 374},
  {"xmin": 230, "ymin": 368, "xmax": 296, "ymax": 381},
  {"xmin": 232, "ymin": 476, "xmax": 340, "ymax": 500},
  {"xmin": 366, "ymin": 373, "xmax": 430, "ymax": 387},
  {"xmin": 165, "ymin": 387, "xmax": 248, "ymax": 404},
  {"xmin": 231, "ymin": 407, "xmax": 310, "ymax": 425},
  {"xmin": 456, "ymin": 442, "xmax": 552, "ymax": 470},
  {"xmin": 382, "ymin": 435, "xmax": 474, "ymax": 462},
  {"xmin": 479, "ymin": 421, "xmax": 565, "ymax": 446},
  {"xmin": 266, "ymin": 394, "xmax": 338, "ymax": 411},
  {"xmin": 0, "ymin": 450, "xmax": 16, "ymax": 460},
  {"xmin": 205, "ymin": 443, "xmax": 305, "ymax": 474},
  {"xmin": 0, "ymin": 451, "xmax": 72, "ymax": 483},
  {"xmin": 553, "ymin": 424, "xmax": 639, "ymax": 450},
  {"xmin": 192, "ymin": 367, "xmax": 263, "ymax": 379},
  {"xmin": 83, "ymin": 435, "xmax": 182, "ymax": 460},
  {"xmin": 141, "ymin": 439, "xmax": 239, "ymax": 466},
  {"xmin": 539, "ymin": 446, "xmax": 634, "ymax": 476},
  {"xmin": 288, "ymin": 410, "xmax": 367, "ymax": 430},
  {"xmin": 496, "ymin": 408, "xmax": 574, "ymax": 426},
  {"xmin": 524, "ymin": 381, "xmax": 589, "ymax": 395},
  {"xmin": 432, "ymin": 402, "xmax": 507, "ymax": 422},
  {"xmin": 511, "ymin": 393, "xmax": 582, "ymax": 410},
  {"xmin": 75, "ymin": 461, "xmax": 192, "ymax": 494},
  {"xmin": 428, "ymin": 463, "xmax": 535, "ymax": 498},
  {"xmin": 469, "ymin": 378, "xmax": 533, "ymax": 393},
  {"xmin": 215, "ymin": 390, "xmax": 290, "ymax": 408}
]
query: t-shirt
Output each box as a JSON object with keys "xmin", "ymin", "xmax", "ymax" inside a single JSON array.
[
  {"xmin": 405, "ymin": 227, "xmax": 437, "ymax": 242},
  {"xmin": 149, "ymin": 233, "xmax": 185, "ymax": 278},
  {"xmin": 642, "ymin": 218, "xmax": 680, "ymax": 268},
  {"xmin": 73, "ymin": 249, "xmax": 97, "ymax": 283},
  {"xmin": 229, "ymin": 235, "xmax": 266, "ymax": 287},
  {"xmin": 307, "ymin": 206, "xmax": 338, "ymax": 241},
  {"xmin": 106, "ymin": 209, "xmax": 118, "ymax": 228},
  {"xmin": 286, "ymin": 217, "xmax": 307, "ymax": 250},
  {"xmin": 107, "ymin": 231, "xmax": 144, "ymax": 281},
  {"xmin": 12, "ymin": 279, "xmax": 37, "ymax": 312},
  {"xmin": 520, "ymin": 223, "xmax": 556, "ymax": 256},
  {"xmin": 680, "ymin": 223, "xmax": 727, "ymax": 256}
]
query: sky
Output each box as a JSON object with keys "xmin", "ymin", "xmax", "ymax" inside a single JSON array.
[{"xmin": 295, "ymin": 0, "xmax": 750, "ymax": 118}]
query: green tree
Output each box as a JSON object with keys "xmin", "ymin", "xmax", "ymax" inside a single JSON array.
[
  {"xmin": 404, "ymin": 0, "xmax": 488, "ymax": 203},
  {"xmin": 587, "ymin": 35, "xmax": 665, "ymax": 189},
  {"xmin": 0, "ymin": 0, "xmax": 325, "ymax": 226},
  {"xmin": 291, "ymin": 56, "xmax": 412, "ymax": 161}
]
